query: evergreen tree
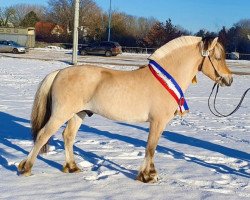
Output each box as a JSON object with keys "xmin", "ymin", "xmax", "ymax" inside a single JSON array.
[
  {"xmin": 143, "ymin": 19, "xmax": 187, "ymax": 47},
  {"xmin": 20, "ymin": 11, "xmax": 39, "ymax": 27}
]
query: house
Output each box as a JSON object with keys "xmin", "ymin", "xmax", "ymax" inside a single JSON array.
[
  {"xmin": 0, "ymin": 27, "xmax": 35, "ymax": 47},
  {"xmin": 35, "ymin": 21, "xmax": 65, "ymax": 41}
]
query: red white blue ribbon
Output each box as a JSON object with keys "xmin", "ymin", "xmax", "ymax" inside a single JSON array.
[{"xmin": 149, "ymin": 60, "xmax": 189, "ymax": 115}]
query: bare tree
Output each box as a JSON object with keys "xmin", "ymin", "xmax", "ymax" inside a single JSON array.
[
  {"xmin": 47, "ymin": 0, "xmax": 103, "ymax": 41},
  {"xmin": 0, "ymin": 7, "xmax": 17, "ymax": 27},
  {"xmin": 79, "ymin": 0, "xmax": 104, "ymax": 40},
  {"xmin": 136, "ymin": 17, "xmax": 157, "ymax": 39},
  {"xmin": 101, "ymin": 11, "xmax": 157, "ymax": 45},
  {"xmin": 11, "ymin": 3, "xmax": 46, "ymax": 25},
  {"xmin": 47, "ymin": 0, "xmax": 74, "ymax": 31}
]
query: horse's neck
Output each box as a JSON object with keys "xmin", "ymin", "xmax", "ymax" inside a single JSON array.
[{"xmin": 156, "ymin": 46, "xmax": 201, "ymax": 92}]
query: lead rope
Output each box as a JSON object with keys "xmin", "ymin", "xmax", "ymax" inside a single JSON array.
[{"xmin": 208, "ymin": 83, "xmax": 250, "ymax": 117}]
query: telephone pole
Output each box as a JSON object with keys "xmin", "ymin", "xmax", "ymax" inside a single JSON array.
[
  {"xmin": 72, "ymin": 0, "xmax": 80, "ymax": 65},
  {"xmin": 108, "ymin": 0, "xmax": 112, "ymax": 41}
]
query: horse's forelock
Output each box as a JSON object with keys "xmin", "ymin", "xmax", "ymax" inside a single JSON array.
[{"xmin": 202, "ymin": 36, "xmax": 215, "ymax": 49}]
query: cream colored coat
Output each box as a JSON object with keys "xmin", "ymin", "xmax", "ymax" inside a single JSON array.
[{"xmin": 18, "ymin": 36, "xmax": 232, "ymax": 183}]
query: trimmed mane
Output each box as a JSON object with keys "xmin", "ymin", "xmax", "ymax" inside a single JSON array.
[{"xmin": 149, "ymin": 36, "xmax": 202, "ymax": 61}]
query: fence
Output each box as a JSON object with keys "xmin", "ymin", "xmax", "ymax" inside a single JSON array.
[
  {"xmin": 122, "ymin": 46, "xmax": 156, "ymax": 54},
  {"xmin": 225, "ymin": 52, "xmax": 250, "ymax": 60},
  {"xmin": 122, "ymin": 46, "xmax": 250, "ymax": 60},
  {"xmin": 35, "ymin": 42, "xmax": 250, "ymax": 60},
  {"xmin": 237, "ymin": 53, "xmax": 250, "ymax": 60}
]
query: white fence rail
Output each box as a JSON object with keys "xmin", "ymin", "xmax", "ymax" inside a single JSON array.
[{"xmin": 37, "ymin": 42, "xmax": 250, "ymax": 60}]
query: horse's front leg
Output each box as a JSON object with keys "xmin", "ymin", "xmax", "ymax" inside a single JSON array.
[{"xmin": 136, "ymin": 119, "xmax": 167, "ymax": 183}]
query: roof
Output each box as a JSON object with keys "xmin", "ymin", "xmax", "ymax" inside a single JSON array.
[{"xmin": 35, "ymin": 21, "xmax": 64, "ymax": 36}]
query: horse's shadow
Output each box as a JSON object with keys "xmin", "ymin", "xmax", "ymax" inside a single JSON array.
[
  {"xmin": 1, "ymin": 111, "xmax": 249, "ymax": 179},
  {"xmin": 51, "ymin": 136, "xmax": 137, "ymax": 180},
  {"xmin": 116, "ymin": 122, "xmax": 250, "ymax": 178},
  {"xmin": 0, "ymin": 112, "xmax": 64, "ymax": 173},
  {"xmin": 0, "ymin": 112, "xmax": 137, "ymax": 179}
]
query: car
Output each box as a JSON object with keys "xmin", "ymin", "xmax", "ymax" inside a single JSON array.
[
  {"xmin": 0, "ymin": 40, "xmax": 27, "ymax": 53},
  {"xmin": 79, "ymin": 41, "xmax": 122, "ymax": 56}
]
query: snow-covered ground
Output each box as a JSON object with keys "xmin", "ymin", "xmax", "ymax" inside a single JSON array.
[{"xmin": 0, "ymin": 55, "xmax": 249, "ymax": 200}]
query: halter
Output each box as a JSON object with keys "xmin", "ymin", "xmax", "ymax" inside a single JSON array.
[
  {"xmin": 200, "ymin": 45, "xmax": 250, "ymax": 117},
  {"xmin": 200, "ymin": 49, "xmax": 222, "ymax": 76}
]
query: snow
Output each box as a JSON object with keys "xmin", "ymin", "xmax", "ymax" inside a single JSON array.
[
  {"xmin": 0, "ymin": 53, "xmax": 249, "ymax": 199},
  {"xmin": 34, "ymin": 46, "xmax": 71, "ymax": 52}
]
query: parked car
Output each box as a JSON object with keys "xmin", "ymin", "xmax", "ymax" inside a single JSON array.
[
  {"xmin": 79, "ymin": 41, "xmax": 122, "ymax": 56},
  {"xmin": 0, "ymin": 40, "xmax": 27, "ymax": 53}
]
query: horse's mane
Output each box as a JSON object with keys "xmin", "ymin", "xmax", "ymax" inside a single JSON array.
[{"xmin": 149, "ymin": 36, "xmax": 202, "ymax": 61}]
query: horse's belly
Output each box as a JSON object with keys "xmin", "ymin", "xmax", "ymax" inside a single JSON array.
[
  {"xmin": 86, "ymin": 99, "xmax": 150, "ymax": 123},
  {"xmin": 77, "ymin": 66, "xmax": 151, "ymax": 122}
]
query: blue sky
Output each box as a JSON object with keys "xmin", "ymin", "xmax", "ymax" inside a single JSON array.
[{"xmin": 1, "ymin": 0, "xmax": 249, "ymax": 33}]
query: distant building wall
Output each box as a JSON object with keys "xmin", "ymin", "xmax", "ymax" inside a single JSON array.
[{"xmin": 0, "ymin": 27, "xmax": 35, "ymax": 47}]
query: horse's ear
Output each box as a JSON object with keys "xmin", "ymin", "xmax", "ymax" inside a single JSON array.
[
  {"xmin": 200, "ymin": 40, "xmax": 209, "ymax": 57},
  {"xmin": 208, "ymin": 37, "xmax": 218, "ymax": 51},
  {"xmin": 200, "ymin": 40, "xmax": 205, "ymax": 51}
]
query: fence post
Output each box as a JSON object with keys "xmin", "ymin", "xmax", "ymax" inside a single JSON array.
[{"xmin": 72, "ymin": 0, "xmax": 79, "ymax": 65}]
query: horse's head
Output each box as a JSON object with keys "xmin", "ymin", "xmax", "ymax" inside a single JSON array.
[{"xmin": 199, "ymin": 37, "xmax": 233, "ymax": 86}]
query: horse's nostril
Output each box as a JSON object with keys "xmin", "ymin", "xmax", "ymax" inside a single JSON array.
[
  {"xmin": 222, "ymin": 76, "xmax": 233, "ymax": 86},
  {"xmin": 227, "ymin": 77, "xmax": 233, "ymax": 86}
]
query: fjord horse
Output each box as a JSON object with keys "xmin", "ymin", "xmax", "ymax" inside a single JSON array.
[{"xmin": 18, "ymin": 36, "xmax": 232, "ymax": 183}]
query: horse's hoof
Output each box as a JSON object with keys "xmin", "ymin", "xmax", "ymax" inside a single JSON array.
[
  {"xmin": 136, "ymin": 171, "xmax": 159, "ymax": 183},
  {"xmin": 18, "ymin": 160, "xmax": 32, "ymax": 176},
  {"xmin": 62, "ymin": 163, "xmax": 81, "ymax": 173}
]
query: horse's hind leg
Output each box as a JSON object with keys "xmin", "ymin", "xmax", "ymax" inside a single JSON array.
[
  {"xmin": 18, "ymin": 116, "xmax": 68, "ymax": 176},
  {"xmin": 136, "ymin": 119, "xmax": 167, "ymax": 183},
  {"xmin": 62, "ymin": 112, "xmax": 86, "ymax": 173}
]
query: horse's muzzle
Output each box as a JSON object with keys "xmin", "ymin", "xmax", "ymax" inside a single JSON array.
[{"xmin": 219, "ymin": 75, "xmax": 233, "ymax": 86}]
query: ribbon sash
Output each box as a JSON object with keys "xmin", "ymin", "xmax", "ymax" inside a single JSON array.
[{"xmin": 149, "ymin": 60, "xmax": 189, "ymax": 115}]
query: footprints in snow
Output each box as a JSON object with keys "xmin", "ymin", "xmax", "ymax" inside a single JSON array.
[
  {"xmin": 74, "ymin": 139, "xmax": 143, "ymax": 181},
  {"xmin": 178, "ymin": 173, "xmax": 250, "ymax": 197}
]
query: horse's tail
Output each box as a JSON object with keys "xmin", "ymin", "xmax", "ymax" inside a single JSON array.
[{"xmin": 31, "ymin": 70, "xmax": 60, "ymax": 153}]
